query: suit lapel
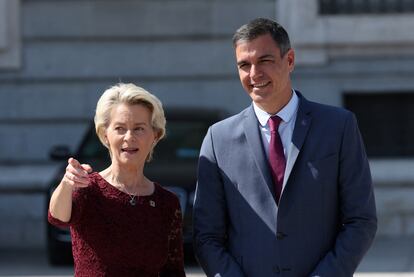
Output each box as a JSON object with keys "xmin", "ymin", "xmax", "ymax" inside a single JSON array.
[
  {"xmin": 283, "ymin": 92, "xmax": 312, "ymax": 186},
  {"xmin": 292, "ymin": 92, "xmax": 312, "ymax": 152},
  {"xmin": 243, "ymin": 105, "xmax": 277, "ymax": 202},
  {"xmin": 241, "ymin": 94, "xmax": 313, "ymax": 209},
  {"xmin": 243, "ymin": 105, "xmax": 278, "ymax": 234},
  {"xmin": 283, "ymin": 142, "xmax": 299, "ymax": 188}
]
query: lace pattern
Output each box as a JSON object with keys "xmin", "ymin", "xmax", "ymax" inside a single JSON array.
[{"xmin": 48, "ymin": 172, "xmax": 186, "ymax": 277}]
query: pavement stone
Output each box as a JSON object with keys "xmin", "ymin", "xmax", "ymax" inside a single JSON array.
[{"xmin": 0, "ymin": 236, "xmax": 413, "ymax": 276}]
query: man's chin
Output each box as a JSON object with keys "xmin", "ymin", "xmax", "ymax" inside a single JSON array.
[
  {"xmin": 251, "ymin": 93, "xmax": 270, "ymax": 104},
  {"xmin": 250, "ymin": 86, "xmax": 272, "ymax": 97}
]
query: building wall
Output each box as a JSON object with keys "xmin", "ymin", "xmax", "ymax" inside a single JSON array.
[
  {"xmin": 1, "ymin": 0, "xmax": 277, "ymax": 164},
  {"xmin": 0, "ymin": 0, "xmax": 275, "ymax": 248},
  {"xmin": 1, "ymin": 0, "xmax": 414, "ymax": 249}
]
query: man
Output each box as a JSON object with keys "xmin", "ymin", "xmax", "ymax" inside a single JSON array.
[{"xmin": 193, "ymin": 18, "xmax": 377, "ymax": 277}]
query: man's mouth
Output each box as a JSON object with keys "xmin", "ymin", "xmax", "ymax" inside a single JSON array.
[{"xmin": 251, "ymin": 81, "xmax": 270, "ymax": 89}]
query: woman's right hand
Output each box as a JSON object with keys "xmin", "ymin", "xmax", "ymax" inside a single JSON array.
[
  {"xmin": 49, "ymin": 157, "xmax": 93, "ymax": 222},
  {"xmin": 62, "ymin": 157, "xmax": 93, "ymax": 189}
]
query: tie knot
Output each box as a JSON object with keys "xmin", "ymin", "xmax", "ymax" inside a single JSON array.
[{"xmin": 268, "ymin": 116, "xmax": 282, "ymax": 133}]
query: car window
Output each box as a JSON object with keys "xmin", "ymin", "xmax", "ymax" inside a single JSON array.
[
  {"xmin": 153, "ymin": 121, "xmax": 209, "ymax": 161},
  {"xmin": 78, "ymin": 131, "xmax": 108, "ymax": 160}
]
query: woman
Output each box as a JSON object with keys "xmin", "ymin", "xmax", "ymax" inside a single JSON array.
[{"xmin": 48, "ymin": 83, "xmax": 186, "ymax": 276}]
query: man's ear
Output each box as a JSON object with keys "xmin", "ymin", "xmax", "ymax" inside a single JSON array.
[{"xmin": 287, "ymin": 48, "xmax": 295, "ymax": 72}]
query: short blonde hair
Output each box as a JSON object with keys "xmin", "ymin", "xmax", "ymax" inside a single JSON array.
[{"xmin": 94, "ymin": 83, "xmax": 166, "ymax": 162}]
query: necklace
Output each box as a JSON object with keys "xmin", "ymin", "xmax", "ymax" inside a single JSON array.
[
  {"xmin": 107, "ymin": 169, "xmax": 141, "ymax": 206},
  {"xmin": 121, "ymin": 184, "xmax": 138, "ymax": 206}
]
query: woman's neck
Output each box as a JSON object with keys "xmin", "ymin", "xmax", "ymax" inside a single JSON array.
[{"xmin": 102, "ymin": 163, "xmax": 152, "ymax": 195}]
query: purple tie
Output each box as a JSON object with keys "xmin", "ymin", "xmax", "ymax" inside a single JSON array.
[{"xmin": 268, "ymin": 116, "xmax": 286, "ymax": 205}]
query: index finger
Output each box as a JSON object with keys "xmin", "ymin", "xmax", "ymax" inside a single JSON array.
[
  {"xmin": 68, "ymin": 158, "xmax": 88, "ymax": 174},
  {"xmin": 67, "ymin": 158, "xmax": 89, "ymax": 176},
  {"xmin": 68, "ymin": 157, "xmax": 82, "ymax": 169}
]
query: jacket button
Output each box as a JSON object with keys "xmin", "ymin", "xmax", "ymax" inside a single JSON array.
[
  {"xmin": 272, "ymin": 265, "xmax": 280, "ymax": 274},
  {"xmin": 276, "ymin": 232, "xmax": 286, "ymax": 240}
]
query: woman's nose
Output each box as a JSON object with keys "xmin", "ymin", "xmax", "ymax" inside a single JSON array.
[{"xmin": 124, "ymin": 130, "xmax": 136, "ymax": 141}]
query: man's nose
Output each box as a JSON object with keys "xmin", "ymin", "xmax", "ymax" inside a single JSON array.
[{"xmin": 249, "ymin": 64, "xmax": 262, "ymax": 79}]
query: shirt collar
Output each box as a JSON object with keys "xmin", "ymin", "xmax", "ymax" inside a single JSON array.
[{"xmin": 253, "ymin": 89, "xmax": 299, "ymax": 127}]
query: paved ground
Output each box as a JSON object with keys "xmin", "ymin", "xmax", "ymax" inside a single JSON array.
[
  {"xmin": 357, "ymin": 236, "xmax": 414, "ymax": 273},
  {"xmin": 0, "ymin": 236, "xmax": 413, "ymax": 276},
  {"xmin": 354, "ymin": 236, "xmax": 414, "ymax": 277}
]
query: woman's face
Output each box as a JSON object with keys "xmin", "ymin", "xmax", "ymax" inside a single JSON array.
[{"xmin": 105, "ymin": 103, "xmax": 157, "ymax": 169}]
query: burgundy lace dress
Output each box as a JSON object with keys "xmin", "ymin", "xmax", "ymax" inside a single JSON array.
[{"xmin": 48, "ymin": 172, "xmax": 186, "ymax": 277}]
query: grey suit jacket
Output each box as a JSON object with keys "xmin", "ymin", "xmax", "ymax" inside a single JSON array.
[{"xmin": 193, "ymin": 93, "xmax": 377, "ymax": 277}]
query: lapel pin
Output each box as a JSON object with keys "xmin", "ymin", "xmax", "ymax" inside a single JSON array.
[{"xmin": 149, "ymin": 200, "xmax": 156, "ymax": 207}]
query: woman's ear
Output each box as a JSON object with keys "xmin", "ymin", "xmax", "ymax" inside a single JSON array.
[
  {"xmin": 153, "ymin": 136, "xmax": 159, "ymax": 146},
  {"xmin": 104, "ymin": 132, "xmax": 109, "ymax": 145}
]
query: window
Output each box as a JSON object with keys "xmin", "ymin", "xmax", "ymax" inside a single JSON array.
[
  {"xmin": 344, "ymin": 92, "xmax": 414, "ymax": 157},
  {"xmin": 0, "ymin": 0, "xmax": 21, "ymax": 69},
  {"xmin": 319, "ymin": 0, "xmax": 414, "ymax": 15}
]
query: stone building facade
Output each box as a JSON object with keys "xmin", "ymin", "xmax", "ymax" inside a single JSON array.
[{"xmin": 1, "ymin": 0, "xmax": 414, "ymax": 248}]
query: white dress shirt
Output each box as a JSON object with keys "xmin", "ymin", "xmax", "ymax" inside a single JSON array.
[{"xmin": 253, "ymin": 89, "xmax": 299, "ymax": 188}]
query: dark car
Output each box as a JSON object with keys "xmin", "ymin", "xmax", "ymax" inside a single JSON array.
[{"xmin": 46, "ymin": 108, "xmax": 226, "ymax": 265}]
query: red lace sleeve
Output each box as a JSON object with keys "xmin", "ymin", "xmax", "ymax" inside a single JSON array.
[
  {"xmin": 47, "ymin": 185, "xmax": 91, "ymax": 228},
  {"xmin": 160, "ymin": 200, "xmax": 186, "ymax": 277}
]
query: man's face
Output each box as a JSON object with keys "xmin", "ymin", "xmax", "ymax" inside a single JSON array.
[{"xmin": 235, "ymin": 34, "xmax": 295, "ymax": 114}]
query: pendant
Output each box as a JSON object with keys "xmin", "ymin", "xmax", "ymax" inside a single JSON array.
[{"xmin": 130, "ymin": 198, "xmax": 136, "ymax": 206}]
